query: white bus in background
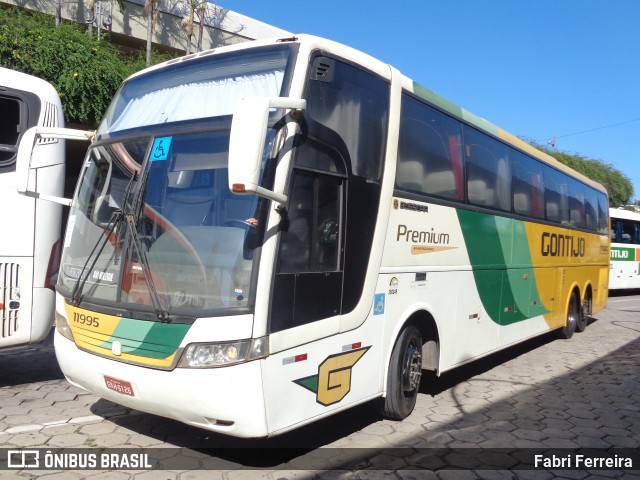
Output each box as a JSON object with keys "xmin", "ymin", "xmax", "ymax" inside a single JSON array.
[
  {"xmin": 0, "ymin": 67, "xmax": 66, "ymax": 349},
  {"xmin": 609, "ymin": 207, "xmax": 640, "ymax": 290}
]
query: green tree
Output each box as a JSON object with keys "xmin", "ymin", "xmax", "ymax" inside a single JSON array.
[
  {"xmin": 531, "ymin": 142, "xmax": 634, "ymax": 207},
  {"xmin": 0, "ymin": 7, "xmax": 170, "ymax": 126}
]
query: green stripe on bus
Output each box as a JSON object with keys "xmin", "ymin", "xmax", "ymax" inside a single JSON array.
[
  {"xmin": 100, "ymin": 318, "xmax": 191, "ymax": 359},
  {"xmin": 412, "ymin": 81, "xmax": 501, "ymax": 137},
  {"xmin": 412, "ymin": 82, "xmax": 463, "ymax": 118},
  {"xmin": 457, "ymin": 209, "xmax": 548, "ymax": 325},
  {"xmin": 461, "ymin": 110, "xmax": 500, "ymax": 137}
]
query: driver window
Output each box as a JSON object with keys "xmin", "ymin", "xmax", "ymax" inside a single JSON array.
[
  {"xmin": 277, "ymin": 170, "xmax": 342, "ymax": 273},
  {"xmin": 270, "ymin": 136, "xmax": 346, "ymax": 333}
]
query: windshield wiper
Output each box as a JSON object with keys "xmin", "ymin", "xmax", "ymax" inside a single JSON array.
[
  {"xmin": 70, "ymin": 208, "xmax": 171, "ymax": 321},
  {"xmin": 124, "ymin": 213, "xmax": 171, "ymax": 322},
  {"xmin": 71, "ymin": 210, "xmax": 123, "ymax": 306},
  {"xmin": 70, "ymin": 163, "xmax": 139, "ymax": 306}
]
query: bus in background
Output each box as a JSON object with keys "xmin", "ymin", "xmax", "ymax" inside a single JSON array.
[
  {"xmin": 0, "ymin": 67, "xmax": 66, "ymax": 349},
  {"xmin": 17, "ymin": 35, "xmax": 609, "ymax": 437},
  {"xmin": 609, "ymin": 208, "xmax": 640, "ymax": 290}
]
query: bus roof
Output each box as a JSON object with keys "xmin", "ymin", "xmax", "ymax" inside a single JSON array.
[
  {"xmin": 0, "ymin": 67, "xmax": 60, "ymax": 102},
  {"xmin": 610, "ymin": 207, "xmax": 640, "ymax": 220}
]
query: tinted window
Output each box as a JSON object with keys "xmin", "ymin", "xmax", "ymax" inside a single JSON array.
[
  {"xmin": 464, "ymin": 126, "xmax": 511, "ymax": 211},
  {"xmin": 397, "ymin": 95, "xmax": 464, "ymax": 200},
  {"xmin": 294, "ymin": 136, "xmax": 346, "ymax": 175},
  {"xmin": 583, "ymin": 187, "xmax": 599, "ymax": 232},
  {"xmin": 543, "ymin": 167, "xmax": 569, "ymax": 224},
  {"xmin": 278, "ymin": 169, "xmax": 343, "ymax": 274},
  {"xmin": 597, "ymin": 194, "xmax": 609, "ymax": 234},
  {"xmin": 613, "ymin": 218, "xmax": 640, "ymax": 244},
  {"xmin": 271, "ymin": 160, "xmax": 345, "ymax": 332},
  {"xmin": 306, "ymin": 56, "xmax": 389, "ymax": 180},
  {"xmin": 512, "ymin": 151, "xmax": 544, "ymax": 218},
  {"xmin": 0, "ymin": 96, "xmax": 22, "ymax": 167},
  {"xmin": 568, "ymin": 179, "xmax": 586, "ymax": 228}
]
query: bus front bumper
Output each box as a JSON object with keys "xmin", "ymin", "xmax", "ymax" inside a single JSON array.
[{"xmin": 54, "ymin": 330, "xmax": 269, "ymax": 438}]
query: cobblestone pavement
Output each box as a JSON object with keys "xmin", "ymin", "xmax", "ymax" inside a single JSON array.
[{"xmin": 0, "ymin": 293, "xmax": 639, "ymax": 479}]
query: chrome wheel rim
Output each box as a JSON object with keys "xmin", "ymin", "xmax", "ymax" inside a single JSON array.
[{"xmin": 403, "ymin": 340, "xmax": 422, "ymax": 393}]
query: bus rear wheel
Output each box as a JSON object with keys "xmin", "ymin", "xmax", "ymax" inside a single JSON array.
[
  {"xmin": 559, "ymin": 292, "xmax": 579, "ymax": 339},
  {"xmin": 576, "ymin": 292, "xmax": 591, "ymax": 333},
  {"xmin": 377, "ymin": 325, "xmax": 422, "ymax": 420}
]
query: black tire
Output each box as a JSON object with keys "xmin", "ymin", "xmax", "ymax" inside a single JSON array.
[
  {"xmin": 576, "ymin": 292, "xmax": 591, "ymax": 333},
  {"xmin": 377, "ymin": 325, "xmax": 422, "ymax": 420},
  {"xmin": 559, "ymin": 292, "xmax": 579, "ymax": 339}
]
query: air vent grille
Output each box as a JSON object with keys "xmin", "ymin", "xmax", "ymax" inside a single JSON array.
[
  {"xmin": 1, "ymin": 263, "xmax": 20, "ymax": 338},
  {"xmin": 311, "ymin": 57, "xmax": 335, "ymax": 82},
  {"xmin": 37, "ymin": 101, "xmax": 59, "ymax": 145}
]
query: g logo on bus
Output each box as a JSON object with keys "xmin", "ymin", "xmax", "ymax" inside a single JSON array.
[{"xmin": 293, "ymin": 347, "xmax": 370, "ymax": 406}]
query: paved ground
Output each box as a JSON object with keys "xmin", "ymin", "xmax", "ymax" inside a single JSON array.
[{"xmin": 0, "ymin": 292, "xmax": 639, "ymax": 479}]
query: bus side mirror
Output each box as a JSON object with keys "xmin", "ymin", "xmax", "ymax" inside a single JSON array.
[
  {"xmin": 228, "ymin": 97, "xmax": 306, "ymax": 205},
  {"xmin": 17, "ymin": 127, "xmax": 94, "ymax": 206}
]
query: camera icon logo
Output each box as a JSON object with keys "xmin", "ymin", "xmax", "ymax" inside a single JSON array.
[{"xmin": 7, "ymin": 450, "xmax": 40, "ymax": 468}]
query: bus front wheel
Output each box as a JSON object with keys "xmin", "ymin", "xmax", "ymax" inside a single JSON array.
[{"xmin": 377, "ymin": 325, "xmax": 423, "ymax": 420}]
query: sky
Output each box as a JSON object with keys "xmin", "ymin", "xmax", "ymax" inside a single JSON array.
[{"xmin": 219, "ymin": 0, "xmax": 640, "ymax": 202}]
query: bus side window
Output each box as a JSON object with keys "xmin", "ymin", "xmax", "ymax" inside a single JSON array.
[
  {"xmin": 584, "ymin": 188, "xmax": 599, "ymax": 232},
  {"xmin": 464, "ymin": 126, "xmax": 511, "ymax": 211},
  {"xmin": 620, "ymin": 219, "xmax": 636, "ymax": 244},
  {"xmin": 610, "ymin": 219, "xmax": 619, "ymax": 242},
  {"xmin": 512, "ymin": 151, "xmax": 544, "ymax": 219},
  {"xmin": 0, "ymin": 95, "xmax": 23, "ymax": 169},
  {"xmin": 543, "ymin": 166, "xmax": 569, "ymax": 225},
  {"xmin": 396, "ymin": 94, "xmax": 464, "ymax": 201},
  {"xmin": 597, "ymin": 194, "xmax": 609, "ymax": 235},
  {"xmin": 568, "ymin": 179, "xmax": 586, "ymax": 228},
  {"xmin": 306, "ymin": 56, "xmax": 388, "ymax": 180}
]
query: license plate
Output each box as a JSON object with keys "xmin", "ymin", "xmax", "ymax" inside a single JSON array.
[{"xmin": 104, "ymin": 375, "xmax": 134, "ymax": 397}]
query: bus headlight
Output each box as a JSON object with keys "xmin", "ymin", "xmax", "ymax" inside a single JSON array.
[
  {"xmin": 177, "ymin": 337, "xmax": 268, "ymax": 368},
  {"xmin": 55, "ymin": 310, "xmax": 74, "ymax": 342}
]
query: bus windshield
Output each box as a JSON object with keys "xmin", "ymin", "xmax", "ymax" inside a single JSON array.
[
  {"xmin": 97, "ymin": 44, "xmax": 294, "ymax": 135},
  {"xmin": 57, "ymin": 45, "xmax": 296, "ymax": 318},
  {"xmin": 59, "ymin": 130, "xmax": 273, "ymax": 316}
]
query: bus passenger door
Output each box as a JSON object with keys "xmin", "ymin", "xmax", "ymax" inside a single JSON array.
[
  {"xmin": 270, "ymin": 166, "xmax": 344, "ymax": 334},
  {"xmin": 264, "ymin": 144, "xmax": 347, "ymax": 433}
]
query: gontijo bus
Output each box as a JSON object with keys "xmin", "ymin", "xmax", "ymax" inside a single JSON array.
[
  {"xmin": 17, "ymin": 35, "xmax": 610, "ymax": 437},
  {"xmin": 609, "ymin": 208, "xmax": 640, "ymax": 290},
  {"xmin": 0, "ymin": 68, "xmax": 68, "ymax": 349}
]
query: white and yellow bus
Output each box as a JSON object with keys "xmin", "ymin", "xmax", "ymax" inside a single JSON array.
[
  {"xmin": 0, "ymin": 67, "xmax": 67, "ymax": 349},
  {"xmin": 609, "ymin": 208, "xmax": 640, "ymax": 290},
  {"xmin": 17, "ymin": 35, "xmax": 610, "ymax": 437}
]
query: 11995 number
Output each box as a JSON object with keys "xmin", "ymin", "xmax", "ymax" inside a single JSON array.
[{"xmin": 72, "ymin": 311, "xmax": 100, "ymax": 328}]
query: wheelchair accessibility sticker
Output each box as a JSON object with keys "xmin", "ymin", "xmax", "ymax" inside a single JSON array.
[
  {"xmin": 151, "ymin": 136, "xmax": 172, "ymax": 161},
  {"xmin": 373, "ymin": 293, "xmax": 385, "ymax": 315}
]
